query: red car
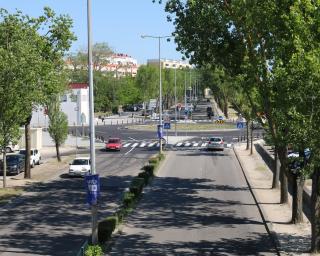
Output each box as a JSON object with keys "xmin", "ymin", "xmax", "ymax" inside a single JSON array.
[{"xmin": 105, "ymin": 138, "xmax": 122, "ymax": 151}]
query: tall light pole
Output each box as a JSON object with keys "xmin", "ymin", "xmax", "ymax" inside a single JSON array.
[
  {"xmin": 87, "ymin": 0, "xmax": 98, "ymax": 245},
  {"xmin": 141, "ymin": 35, "xmax": 171, "ymax": 154},
  {"xmin": 174, "ymin": 66, "xmax": 177, "ymax": 136}
]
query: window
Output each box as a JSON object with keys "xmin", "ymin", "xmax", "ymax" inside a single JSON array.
[
  {"xmin": 70, "ymin": 93, "xmax": 77, "ymax": 102},
  {"xmin": 60, "ymin": 95, "xmax": 67, "ymax": 102}
]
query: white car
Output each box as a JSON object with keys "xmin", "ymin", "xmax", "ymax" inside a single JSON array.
[
  {"xmin": 68, "ymin": 157, "xmax": 91, "ymax": 177},
  {"xmin": 207, "ymin": 137, "xmax": 225, "ymax": 151},
  {"xmin": 19, "ymin": 148, "xmax": 41, "ymax": 168},
  {"xmin": 5, "ymin": 143, "xmax": 19, "ymax": 153}
]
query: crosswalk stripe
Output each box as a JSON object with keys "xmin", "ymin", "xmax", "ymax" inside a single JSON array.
[
  {"xmin": 201, "ymin": 142, "xmax": 207, "ymax": 147},
  {"xmin": 184, "ymin": 141, "xmax": 191, "ymax": 147},
  {"xmin": 176, "ymin": 142, "xmax": 183, "ymax": 147},
  {"xmin": 193, "ymin": 142, "xmax": 199, "ymax": 147},
  {"xmin": 123, "ymin": 143, "xmax": 131, "ymax": 148},
  {"xmin": 148, "ymin": 142, "xmax": 157, "ymax": 147},
  {"xmin": 131, "ymin": 143, "xmax": 139, "ymax": 148},
  {"xmin": 140, "ymin": 142, "xmax": 147, "ymax": 147}
]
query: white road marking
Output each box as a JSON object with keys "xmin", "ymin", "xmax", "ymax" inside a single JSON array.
[
  {"xmin": 193, "ymin": 142, "xmax": 199, "ymax": 147},
  {"xmin": 184, "ymin": 141, "xmax": 191, "ymax": 147},
  {"xmin": 148, "ymin": 142, "xmax": 157, "ymax": 147},
  {"xmin": 140, "ymin": 142, "xmax": 147, "ymax": 147},
  {"xmin": 176, "ymin": 142, "xmax": 183, "ymax": 147},
  {"xmin": 201, "ymin": 142, "xmax": 207, "ymax": 147},
  {"xmin": 131, "ymin": 143, "xmax": 139, "ymax": 148},
  {"xmin": 123, "ymin": 143, "xmax": 131, "ymax": 148}
]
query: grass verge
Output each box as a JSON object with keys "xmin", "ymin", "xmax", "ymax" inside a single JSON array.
[{"xmin": 0, "ymin": 187, "xmax": 23, "ymax": 205}]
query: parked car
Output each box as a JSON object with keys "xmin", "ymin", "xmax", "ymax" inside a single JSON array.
[
  {"xmin": 105, "ymin": 138, "xmax": 122, "ymax": 151},
  {"xmin": 19, "ymin": 148, "xmax": 41, "ymax": 168},
  {"xmin": 68, "ymin": 157, "xmax": 91, "ymax": 177},
  {"xmin": 0, "ymin": 154, "xmax": 25, "ymax": 175},
  {"xmin": 288, "ymin": 148, "xmax": 311, "ymax": 171},
  {"xmin": 4, "ymin": 143, "xmax": 19, "ymax": 153},
  {"xmin": 207, "ymin": 137, "xmax": 224, "ymax": 151}
]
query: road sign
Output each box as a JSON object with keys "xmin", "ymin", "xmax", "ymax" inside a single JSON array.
[
  {"xmin": 164, "ymin": 122, "xmax": 171, "ymax": 129},
  {"xmin": 157, "ymin": 124, "xmax": 163, "ymax": 138},
  {"xmin": 237, "ymin": 122, "xmax": 245, "ymax": 129},
  {"xmin": 218, "ymin": 116, "xmax": 223, "ymax": 120},
  {"xmin": 85, "ymin": 174, "xmax": 100, "ymax": 205}
]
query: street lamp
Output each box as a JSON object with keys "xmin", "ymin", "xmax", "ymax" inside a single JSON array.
[
  {"xmin": 141, "ymin": 35, "xmax": 172, "ymax": 154},
  {"xmin": 87, "ymin": 0, "xmax": 98, "ymax": 245}
]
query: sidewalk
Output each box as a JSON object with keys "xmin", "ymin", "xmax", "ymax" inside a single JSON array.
[{"xmin": 234, "ymin": 142, "xmax": 311, "ymax": 255}]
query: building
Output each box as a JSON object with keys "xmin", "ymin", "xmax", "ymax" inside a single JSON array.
[
  {"xmin": 65, "ymin": 53, "xmax": 139, "ymax": 77},
  {"xmin": 30, "ymin": 83, "xmax": 89, "ymax": 127},
  {"xmin": 102, "ymin": 53, "xmax": 138, "ymax": 77},
  {"xmin": 147, "ymin": 59, "xmax": 192, "ymax": 69}
]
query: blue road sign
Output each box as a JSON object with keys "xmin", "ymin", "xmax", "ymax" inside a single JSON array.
[
  {"xmin": 157, "ymin": 124, "xmax": 163, "ymax": 138},
  {"xmin": 85, "ymin": 174, "xmax": 100, "ymax": 205},
  {"xmin": 237, "ymin": 122, "xmax": 245, "ymax": 129},
  {"xmin": 164, "ymin": 122, "xmax": 171, "ymax": 129},
  {"xmin": 218, "ymin": 116, "xmax": 223, "ymax": 120}
]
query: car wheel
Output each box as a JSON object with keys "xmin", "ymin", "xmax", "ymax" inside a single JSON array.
[
  {"xmin": 5, "ymin": 147, "xmax": 12, "ymax": 153},
  {"xmin": 31, "ymin": 161, "xmax": 35, "ymax": 168}
]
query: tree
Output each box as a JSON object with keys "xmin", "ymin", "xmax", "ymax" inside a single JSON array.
[{"xmin": 47, "ymin": 96, "xmax": 68, "ymax": 162}]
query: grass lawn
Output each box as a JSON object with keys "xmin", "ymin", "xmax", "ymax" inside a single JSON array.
[
  {"xmin": 130, "ymin": 122, "xmax": 236, "ymax": 131},
  {"xmin": 0, "ymin": 187, "xmax": 23, "ymax": 205}
]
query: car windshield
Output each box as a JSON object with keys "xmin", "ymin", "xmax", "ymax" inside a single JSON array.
[
  {"xmin": 72, "ymin": 159, "xmax": 89, "ymax": 165},
  {"xmin": 6, "ymin": 156, "xmax": 20, "ymax": 163},
  {"xmin": 210, "ymin": 137, "xmax": 222, "ymax": 142},
  {"xmin": 108, "ymin": 139, "xmax": 120, "ymax": 143}
]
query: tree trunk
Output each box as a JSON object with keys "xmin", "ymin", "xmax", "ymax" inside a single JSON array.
[
  {"xmin": 272, "ymin": 144, "xmax": 280, "ymax": 189},
  {"xmin": 246, "ymin": 121, "xmax": 249, "ymax": 150},
  {"xmin": 311, "ymin": 167, "xmax": 320, "ymax": 253},
  {"xmin": 291, "ymin": 174, "xmax": 304, "ymax": 224},
  {"xmin": 250, "ymin": 120, "xmax": 253, "ymax": 155},
  {"xmin": 278, "ymin": 145, "xmax": 289, "ymax": 204},
  {"xmin": 55, "ymin": 142, "xmax": 61, "ymax": 162},
  {"xmin": 223, "ymin": 98, "xmax": 228, "ymax": 118},
  {"xmin": 2, "ymin": 151, "xmax": 6, "ymax": 188},
  {"xmin": 24, "ymin": 115, "xmax": 32, "ymax": 179}
]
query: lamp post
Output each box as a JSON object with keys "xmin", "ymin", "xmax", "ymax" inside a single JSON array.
[
  {"xmin": 87, "ymin": 0, "xmax": 98, "ymax": 245},
  {"xmin": 174, "ymin": 66, "xmax": 177, "ymax": 136},
  {"xmin": 141, "ymin": 35, "xmax": 171, "ymax": 154}
]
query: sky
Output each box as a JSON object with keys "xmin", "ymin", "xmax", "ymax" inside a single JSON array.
[{"xmin": 0, "ymin": 0, "xmax": 184, "ymax": 64}]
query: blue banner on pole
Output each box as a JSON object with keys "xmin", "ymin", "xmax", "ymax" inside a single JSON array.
[
  {"xmin": 236, "ymin": 122, "xmax": 245, "ymax": 129},
  {"xmin": 85, "ymin": 174, "xmax": 100, "ymax": 205},
  {"xmin": 157, "ymin": 124, "xmax": 163, "ymax": 138}
]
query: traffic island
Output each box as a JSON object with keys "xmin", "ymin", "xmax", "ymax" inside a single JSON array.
[{"xmin": 84, "ymin": 153, "xmax": 166, "ymax": 255}]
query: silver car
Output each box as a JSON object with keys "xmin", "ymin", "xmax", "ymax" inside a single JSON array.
[{"xmin": 207, "ymin": 137, "xmax": 224, "ymax": 151}]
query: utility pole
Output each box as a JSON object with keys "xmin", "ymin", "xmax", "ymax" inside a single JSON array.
[{"xmin": 87, "ymin": 0, "xmax": 98, "ymax": 245}]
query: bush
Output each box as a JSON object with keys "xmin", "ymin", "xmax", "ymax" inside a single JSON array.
[
  {"xmin": 98, "ymin": 216, "xmax": 118, "ymax": 244},
  {"xmin": 129, "ymin": 177, "xmax": 145, "ymax": 196},
  {"xmin": 122, "ymin": 191, "xmax": 136, "ymax": 207},
  {"xmin": 138, "ymin": 171, "xmax": 150, "ymax": 185},
  {"xmin": 148, "ymin": 157, "xmax": 159, "ymax": 165},
  {"xmin": 85, "ymin": 245, "xmax": 103, "ymax": 256},
  {"xmin": 143, "ymin": 164, "xmax": 156, "ymax": 176},
  {"xmin": 158, "ymin": 153, "xmax": 165, "ymax": 161},
  {"xmin": 115, "ymin": 207, "xmax": 127, "ymax": 222}
]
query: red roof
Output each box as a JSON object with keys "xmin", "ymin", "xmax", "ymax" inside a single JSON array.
[{"xmin": 69, "ymin": 83, "xmax": 88, "ymax": 89}]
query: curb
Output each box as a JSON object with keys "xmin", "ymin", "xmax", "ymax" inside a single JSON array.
[{"xmin": 233, "ymin": 145, "xmax": 282, "ymax": 256}]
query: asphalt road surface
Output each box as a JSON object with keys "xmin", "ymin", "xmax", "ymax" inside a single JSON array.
[
  {"xmin": 106, "ymin": 148, "xmax": 277, "ymax": 255},
  {"xmin": 0, "ymin": 147, "xmax": 155, "ymax": 256}
]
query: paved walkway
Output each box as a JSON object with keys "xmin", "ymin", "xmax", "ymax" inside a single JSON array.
[{"xmin": 234, "ymin": 142, "xmax": 311, "ymax": 255}]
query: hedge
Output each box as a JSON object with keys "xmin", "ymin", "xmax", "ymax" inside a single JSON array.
[
  {"xmin": 143, "ymin": 164, "xmax": 156, "ymax": 176},
  {"xmin": 98, "ymin": 216, "xmax": 118, "ymax": 243},
  {"xmin": 85, "ymin": 245, "xmax": 103, "ymax": 256},
  {"xmin": 122, "ymin": 191, "xmax": 136, "ymax": 208},
  {"xmin": 138, "ymin": 171, "xmax": 151, "ymax": 185},
  {"xmin": 129, "ymin": 177, "xmax": 145, "ymax": 196}
]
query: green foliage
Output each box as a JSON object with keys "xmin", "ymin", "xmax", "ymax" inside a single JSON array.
[
  {"xmin": 47, "ymin": 97, "xmax": 68, "ymax": 148},
  {"xmin": 85, "ymin": 245, "xmax": 103, "ymax": 256},
  {"xmin": 98, "ymin": 216, "xmax": 118, "ymax": 244},
  {"xmin": 143, "ymin": 164, "xmax": 156, "ymax": 176},
  {"xmin": 129, "ymin": 177, "xmax": 145, "ymax": 196},
  {"xmin": 122, "ymin": 191, "xmax": 136, "ymax": 208},
  {"xmin": 138, "ymin": 171, "xmax": 151, "ymax": 185}
]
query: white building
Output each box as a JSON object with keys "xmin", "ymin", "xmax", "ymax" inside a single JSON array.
[
  {"xmin": 102, "ymin": 53, "xmax": 138, "ymax": 77},
  {"xmin": 31, "ymin": 83, "xmax": 89, "ymax": 127},
  {"xmin": 147, "ymin": 59, "xmax": 192, "ymax": 69}
]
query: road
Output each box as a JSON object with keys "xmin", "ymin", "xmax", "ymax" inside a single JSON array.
[
  {"xmin": 106, "ymin": 148, "xmax": 277, "ymax": 255},
  {"xmin": 0, "ymin": 147, "xmax": 155, "ymax": 256}
]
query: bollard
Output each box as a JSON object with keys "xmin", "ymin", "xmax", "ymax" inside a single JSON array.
[
  {"xmin": 111, "ymin": 120, "xmax": 112, "ymax": 125},
  {"xmin": 117, "ymin": 120, "xmax": 118, "ymax": 125},
  {"xmin": 122, "ymin": 120, "xmax": 123, "ymax": 124},
  {"xmin": 127, "ymin": 119, "xmax": 128, "ymax": 124}
]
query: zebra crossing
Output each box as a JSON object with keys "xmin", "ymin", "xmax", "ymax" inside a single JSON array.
[{"xmin": 120, "ymin": 140, "xmax": 231, "ymax": 149}]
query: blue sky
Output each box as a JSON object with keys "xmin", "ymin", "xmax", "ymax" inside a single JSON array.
[{"xmin": 0, "ymin": 0, "xmax": 184, "ymax": 64}]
